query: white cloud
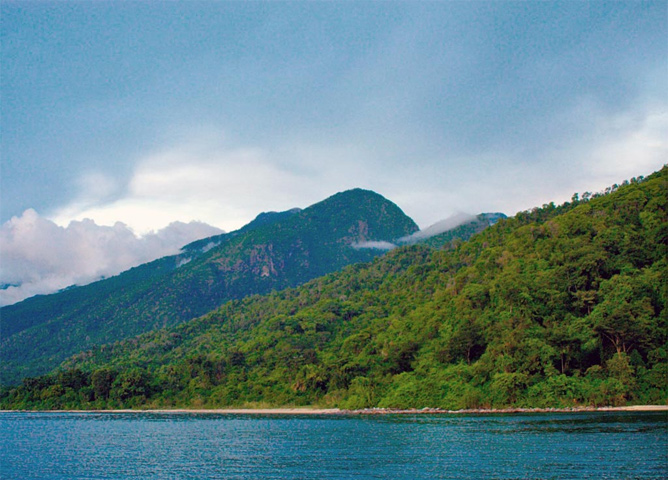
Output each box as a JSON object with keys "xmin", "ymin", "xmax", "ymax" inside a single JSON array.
[
  {"xmin": 49, "ymin": 135, "xmax": 385, "ymax": 234},
  {"xmin": 399, "ymin": 212, "xmax": 476, "ymax": 243},
  {"xmin": 51, "ymin": 142, "xmax": 328, "ymax": 234},
  {"xmin": 352, "ymin": 240, "xmax": 397, "ymax": 251},
  {"xmin": 0, "ymin": 209, "xmax": 222, "ymax": 306}
]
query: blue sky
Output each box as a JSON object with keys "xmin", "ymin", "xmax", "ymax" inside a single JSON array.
[{"xmin": 2, "ymin": 1, "xmax": 666, "ymax": 233}]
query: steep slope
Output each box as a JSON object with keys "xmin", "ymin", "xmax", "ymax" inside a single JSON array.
[
  {"xmin": 0, "ymin": 189, "xmax": 418, "ymax": 385},
  {"xmin": 2, "ymin": 168, "xmax": 664, "ymax": 410}
]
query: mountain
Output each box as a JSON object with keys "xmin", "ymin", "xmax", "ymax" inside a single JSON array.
[
  {"xmin": 0, "ymin": 189, "xmax": 418, "ymax": 385},
  {"xmin": 2, "ymin": 168, "xmax": 664, "ymax": 410}
]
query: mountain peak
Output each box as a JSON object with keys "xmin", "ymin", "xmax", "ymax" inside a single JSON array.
[
  {"xmin": 317, "ymin": 188, "xmax": 393, "ymax": 205},
  {"xmin": 305, "ymin": 188, "xmax": 419, "ymax": 241}
]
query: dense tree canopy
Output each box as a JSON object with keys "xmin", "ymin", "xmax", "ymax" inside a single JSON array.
[{"xmin": 1, "ymin": 169, "xmax": 666, "ymax": 410}]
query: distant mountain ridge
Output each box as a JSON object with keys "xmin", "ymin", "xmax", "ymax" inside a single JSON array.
[{"xmin": 0, "ymin": 189, "xmax": 418, "ymax": 385}]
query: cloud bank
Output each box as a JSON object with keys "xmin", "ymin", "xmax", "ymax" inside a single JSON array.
[{"xmin": 0, "ymin": 210, "xmax": 222, "ymax": 306}]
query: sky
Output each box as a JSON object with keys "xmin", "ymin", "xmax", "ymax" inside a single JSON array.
[{"xmin": 1, "ymin": 1, "xmax": 667, "ymax": 304}]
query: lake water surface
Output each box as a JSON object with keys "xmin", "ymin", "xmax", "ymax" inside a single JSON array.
[{"xmin": 1, "ymin": 411, "xmax": 666, "ymax": 479}]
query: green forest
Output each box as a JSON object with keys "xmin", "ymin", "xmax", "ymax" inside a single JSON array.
[{"xmin": 1, "ymin": 168, "xmax": 666, "ymax": 410}]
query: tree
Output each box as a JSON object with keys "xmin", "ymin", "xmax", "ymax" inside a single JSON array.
[
  {"xmin": 112, "ymin": 368, "xmax": 150, "ymax": 402},
  {"xmin": 590, "ymin": 274, "xmax": 654, "ymax": 356},
  {"xmin": 91, "ymin": 368, "xmax": 116, "ymax": 401}
]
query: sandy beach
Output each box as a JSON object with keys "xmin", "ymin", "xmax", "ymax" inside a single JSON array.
[{"xmin": 6, "ymin": 405, "xmax": 665, "ymax": 415}]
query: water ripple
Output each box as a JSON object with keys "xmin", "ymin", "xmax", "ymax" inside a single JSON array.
[{"xmin": 1, "ymin": 411, "xmax": 666, "ymax": 480}]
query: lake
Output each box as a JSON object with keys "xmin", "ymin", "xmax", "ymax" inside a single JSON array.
[{"xmin": 1, "ymin": 411, "xmax": 666, "ymax": 479}]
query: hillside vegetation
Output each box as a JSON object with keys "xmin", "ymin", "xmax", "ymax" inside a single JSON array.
[
  {"xmin": 1, "ymin": 168, "xmax": 665, "ymax": 410},
  {"xmin": 0, "ymin": 189, "xmax": 418, "ymax": 385}
]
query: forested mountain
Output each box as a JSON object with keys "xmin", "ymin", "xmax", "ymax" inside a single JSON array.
[
  {"xmin": 0, "ymin": 189, "xmax": 418, "ymax": 385},
  {"xmin": 2, "ymin": 168, "xmax": 665, "ymax": 410}
]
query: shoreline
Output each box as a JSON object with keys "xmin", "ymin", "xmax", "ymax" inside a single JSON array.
[{"xmin": 2, "ymin": 405, "xmax": 667, "ymax": 415}]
